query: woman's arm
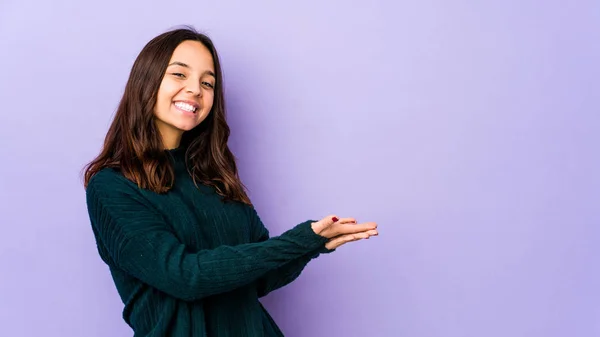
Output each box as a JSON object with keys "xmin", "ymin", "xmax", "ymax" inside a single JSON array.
[{"xmin": 85, "ymin": 170, "xmax": 329, "ymax": 302}]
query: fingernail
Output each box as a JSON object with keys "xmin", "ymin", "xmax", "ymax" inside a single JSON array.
[{"xmin": 332, "ymin": 217, "xmax": 339, "ymax": 222}]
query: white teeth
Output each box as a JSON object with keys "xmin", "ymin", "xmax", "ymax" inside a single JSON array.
[{"xmin": 174, "ymin": 102, "xmax": 197, "ymax": 112}]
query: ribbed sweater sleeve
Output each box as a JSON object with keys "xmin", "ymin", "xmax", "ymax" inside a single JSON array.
[
  {"xmin": 246, "ymin": 207, "xmax": 333, "ymax": 297},
  {"xmin": 256, "ymin": 253, "xmax": 316, "ymax": 298},
  {"xmin": 85, "ymin": 170, "xmax": 328, "ymax": 302}
]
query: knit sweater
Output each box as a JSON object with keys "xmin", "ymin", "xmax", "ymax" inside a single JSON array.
[{"xmin": 85, "ymin": 147, "xmax": 330, "ymax": 336}]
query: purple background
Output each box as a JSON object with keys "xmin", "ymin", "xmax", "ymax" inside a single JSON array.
[{"xmin": 1, "ymin": 1, "xmax": 599, "ymax": 336}]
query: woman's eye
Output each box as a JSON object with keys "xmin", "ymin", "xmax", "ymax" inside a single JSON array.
[
  {"xmin": 202, "ymin": 81, "xmax": 214, "ymax": 89},
  {"xmin": 172, "ymin": 73, "xmax": 185, "ymax": 78}
]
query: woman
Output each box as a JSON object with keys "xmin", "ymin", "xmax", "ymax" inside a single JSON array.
[{"xmin": 84, "ymin": 26, "xmax": 378, "ymax": 337}]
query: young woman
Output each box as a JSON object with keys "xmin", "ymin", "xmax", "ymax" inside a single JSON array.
[{"xmin": 84, "ymin": 27, "xmax": 378, "ymax": 337}]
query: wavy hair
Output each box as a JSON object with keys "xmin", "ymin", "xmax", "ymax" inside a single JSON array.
[{"xmin": 83, "ymin": 26, "xmax": 250, "ymax": 204}]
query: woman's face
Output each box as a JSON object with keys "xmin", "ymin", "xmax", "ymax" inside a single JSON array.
[{"xmin": 154, "ymin": 40, "xmax": 216, "ymax": 149}]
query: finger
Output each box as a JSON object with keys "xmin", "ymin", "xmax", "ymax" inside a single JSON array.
[
  {"xmin": 333, "ymin": 222, "xmax": 377, "ymax": 236},
  {"xmin": 343, "ymin": 229, "xmax": 377, "ymax": 237},
  {"xmin": 366, "ymin": 229, "xmax": 378, "ymax": 236},
  {"xmin": 325, "ymin": 234, "xmax": 355, "ymax": 250},
  {"xmin": 327, "ymin": 233, "xmax": 357, "ymax": 248},
  {"xmin": 348, "ymin": 229, "xmax": 378, "ymax": 240},
  {"xmin": 331, "ymin": 232, "xmax": 370, "ymax": 246},
  {"xmin": 326, "ymin": 231, "xmax": 369, "ymax": 249},
  {"xmin": 312, "ymin": 214, "xmax": 340, "ymax": 235},
  {"xmin": 326, "ymin": 214, "xmax": 339, "ymax": 224},
  {"xmin": 337, "ymin": 217, "xmax": 357, "ymax": 224}
]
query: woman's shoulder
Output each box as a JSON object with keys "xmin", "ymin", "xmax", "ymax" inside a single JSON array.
[{"xmin": 87, "ymin": 167, "xmax": 134, "ymax": 193}]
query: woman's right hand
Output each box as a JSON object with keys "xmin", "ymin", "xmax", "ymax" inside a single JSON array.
[{"xmin": 311, "ymin": 215, "xmax": 377, "ymax": 239}]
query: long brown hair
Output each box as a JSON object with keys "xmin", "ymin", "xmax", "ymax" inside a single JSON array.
[{"xmin": 83, "ymin": 26, "xmax": 250, "ymax": 204}]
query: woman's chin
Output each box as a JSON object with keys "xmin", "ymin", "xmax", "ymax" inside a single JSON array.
[{"xmin": 174, "ymin": 121, "xmax": 202, "ymax": 132}]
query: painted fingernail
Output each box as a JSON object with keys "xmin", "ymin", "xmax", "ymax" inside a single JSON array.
[{"xmin": 332, "ymin": 217, "xmax": 339, "ymax": 222}]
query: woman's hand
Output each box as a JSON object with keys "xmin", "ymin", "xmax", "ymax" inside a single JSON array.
[
  {"xmin": 323, "ymin": 217, "xmax": 378, "ymax": 250},
  {"xmin": 311, "ymin": 215, "xmax": 378, "ymax": 250}
]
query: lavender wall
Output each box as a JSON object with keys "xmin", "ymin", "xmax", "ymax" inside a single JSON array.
[{"xmin": 1, "ymin": 1, "xmax": 599, "ymax": 336}]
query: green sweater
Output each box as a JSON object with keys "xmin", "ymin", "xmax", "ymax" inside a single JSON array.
[{"xmin": 85, "ymin": 148, "xmax": 330, "ymax": 336}]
